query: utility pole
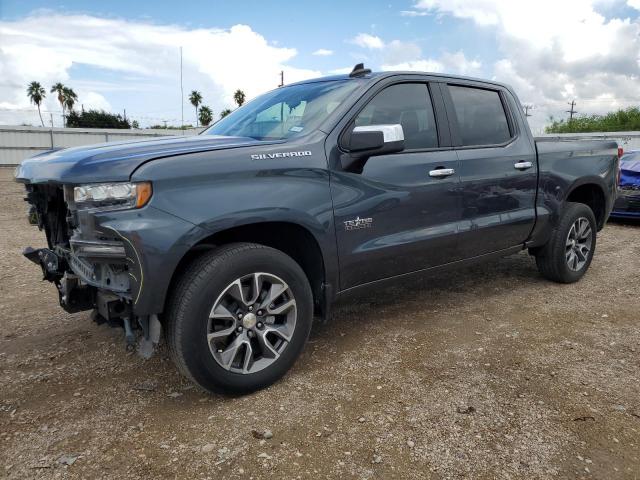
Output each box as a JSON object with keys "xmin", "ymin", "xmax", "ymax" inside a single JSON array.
[
  {"xmin": 180, "ymin": 46, "xmax": 184, "ymax": 131},
  {"xmin": 523, "ymin": 105, "xmax": 532, "ymax": 117},
  {"xmin": 278, "ymin": 70, "xmax": 284, "ymax": 87},
  {"xmin": 566, "ymin": 100, "xmax": 577, "ymax": 122}
]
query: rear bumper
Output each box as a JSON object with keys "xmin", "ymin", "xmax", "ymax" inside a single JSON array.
[{"xmin": 611, "ymin": 190, "xmax": 640, "ymax": 218}]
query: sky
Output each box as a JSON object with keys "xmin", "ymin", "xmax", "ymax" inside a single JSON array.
[{"xmin": 0, "ymin": 0, "xmax": 639, "ymax": 133}]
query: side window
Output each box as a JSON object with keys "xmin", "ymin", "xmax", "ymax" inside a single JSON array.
[
  {"xmin": 448, "ymin": 85, "xmax": 512, "ymax": 146},
  {"xmin": 354, "ymin": 83, "xmax": 438, "ymax": 150}
]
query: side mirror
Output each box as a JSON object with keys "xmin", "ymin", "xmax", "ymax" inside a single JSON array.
[{"xmin": 342, "ymin": 124, "xmax": 405, "ymax": 172}]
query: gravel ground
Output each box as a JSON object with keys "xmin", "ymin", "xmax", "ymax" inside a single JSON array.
[{"xmin": 1, "ymin": 167, "xmax": 639, "ymax": 479}]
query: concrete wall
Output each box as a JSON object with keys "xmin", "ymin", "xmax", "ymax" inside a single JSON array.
[
  {"xmin": 537, "ymin": 131, "xmax": 640, "ymax": 152},
  {"xmin": 2, "ymin": 125, "xmax": 639, "ymax": 166},
  {"xmin": 0, "ymin": 125, "xmax": 202, "ymax": 165}
]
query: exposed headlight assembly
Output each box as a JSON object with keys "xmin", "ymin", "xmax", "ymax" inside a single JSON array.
[{"xmin": 73, "ymin": 182, "xmax": 152, "ymax": 210}]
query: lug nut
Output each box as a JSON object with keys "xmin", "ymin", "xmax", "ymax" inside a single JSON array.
[
  {"xmin": 238, "ymin": 313, "xmax": 243, "ymax": 319},
  {"xmin": 247, "ymin": 330, "xmax": 255, "ymax": 338},
  {"xmin": 248, "ymin": 305, "xmax": 253, "ymax": 311},
  {"xmin": 257, "ymin": 310, "xmax": 264, "ymax": 316},
  {"xmin": 237, "ymin": 326, "xmax": 243, "ymax": 332},
  {"xmin": 257, "ymin": 322, "xmax": 263, "ymax": 329}
]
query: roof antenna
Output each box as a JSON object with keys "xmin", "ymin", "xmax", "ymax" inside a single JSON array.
[{"xmin": 349, "ymin": 63, "xmax": 371, "ymax": 77}]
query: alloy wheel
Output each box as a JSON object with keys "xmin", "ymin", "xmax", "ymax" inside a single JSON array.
[
  {"xmin": 207, "ymin": 272, "xmax": 297, "ymax": 374},
  {"xmin": 565, "ymin": 217, "xmax": 592, "ymax": 271}
]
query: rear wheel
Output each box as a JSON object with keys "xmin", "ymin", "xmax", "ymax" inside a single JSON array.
[
  {"xmin": 534, "ymin": 202, "xmax": 597, "ymax": 283},
  {"xmin": 165, "ymin": 243, "xmax": 313, "ymax": 394}
]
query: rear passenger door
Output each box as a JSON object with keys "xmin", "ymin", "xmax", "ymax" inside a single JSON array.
[{"xmin": 442, "ymin": 83, "xmax": 537, "ymax": 258}]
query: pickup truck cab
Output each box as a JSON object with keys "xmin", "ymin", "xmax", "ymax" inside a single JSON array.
[{"xmin": 16, "ymin": 64, "xmax": 620, "ymax": 394}]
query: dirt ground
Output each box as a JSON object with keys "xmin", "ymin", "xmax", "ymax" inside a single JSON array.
[{"xmin": 0, "ymin": 167, "xmax": 639, "ymax": 480}]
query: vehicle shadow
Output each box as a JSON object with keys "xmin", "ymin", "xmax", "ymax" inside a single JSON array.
[
  {"xmin": 309, "ymin": 251, "xmax": 540, "ymax": 341},
  {"xmin": 608, "ymin": 217, "xmax": 640, "ymax": 227}
]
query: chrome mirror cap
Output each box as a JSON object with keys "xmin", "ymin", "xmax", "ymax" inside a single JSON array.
[{"xmin": 353, "ymin": 124, "xmax": 404, "ymax": 143}]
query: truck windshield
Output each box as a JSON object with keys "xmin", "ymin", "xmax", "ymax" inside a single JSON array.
[{"xmin": 203, "ymin": 80, "xmax": 361, "ymax": 140}]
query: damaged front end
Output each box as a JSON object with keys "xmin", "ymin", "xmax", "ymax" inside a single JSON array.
[{"xmin": 20, "ymin": 181, "xmax": 158, "ymax": 349}]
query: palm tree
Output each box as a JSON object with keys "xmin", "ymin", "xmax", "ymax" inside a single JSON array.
[
  {"xmin": 198, "ymin": 105, "xmax": 213, "ymax": 127},
  {"xmin": 233, "ymin": 89, "xmax": 246, "ymax": 107},
  {"xmin": 62, "ymin": 87, "xmax": 78, "ymax": 114},
  {"xmin": 189, "ymin": 90, "xmax": 203, "ymax": 127},
  {"xmin": 51, "ymin": 82, "xmax": 66, "ymax": 126},
  {"xmin": 220, "ymin": 108, "xmax": 232, "ymax": 119},
  {"xmin": 26, "ymin": 81, "xmax": 46, "ymax": 127}
]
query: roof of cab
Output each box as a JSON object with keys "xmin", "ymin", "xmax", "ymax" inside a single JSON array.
[{"xmin": 287, "ymin": 71, "xmax": 511, "ymax": 91}]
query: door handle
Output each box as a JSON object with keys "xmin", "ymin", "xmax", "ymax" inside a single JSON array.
[
  {"xmin": 429, "ymin": 168, "xmax": 455, "ymax": 178},
  {"xmin": 514, "ymin": 161, "xmax": 533, "ymax": 170}
]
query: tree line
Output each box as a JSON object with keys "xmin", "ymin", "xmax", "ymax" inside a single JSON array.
[
  {"xmin": 188, "ymin": 89, "xmax": 245, "ymax": 127},
  {"xmin": 545, "ymin": 107, "xmax": 640, "ymax": 133},
  {"xmin": 26, "ymin": 80, "xmax": 246, "ymax": 130}
]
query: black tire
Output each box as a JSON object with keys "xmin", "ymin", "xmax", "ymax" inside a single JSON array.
[
  {"xmin": 534, "ymin": 202, "xmax": 597, "ymax": 283},
  {"xmin": 165, "ymin": 242, "xmax": 313, "ymax": 395}
]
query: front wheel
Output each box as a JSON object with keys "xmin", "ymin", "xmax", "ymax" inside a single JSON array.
[
  {"xmin": 165, "ymin": 243, "xmax": 313, "ymax": 394},
  {"xmin": 534, "ymin": 202, "xmax": 597, "ymax": 283}
]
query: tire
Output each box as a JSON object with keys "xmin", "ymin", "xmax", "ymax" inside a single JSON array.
[
  {"xmin": 534, "ymin": 202, "xmax": 597, "ymax": 283},
  {"xmin": 165, "ymin": 242, "xmax": 313, "ymax": 395}
]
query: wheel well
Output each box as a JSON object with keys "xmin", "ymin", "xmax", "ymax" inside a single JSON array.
[
  {"xmin": 567, "ymin": 184, "xmax": 606, "ymax": 229},
  {"xmin": 168, "ymin": 222, "xmax": 326, "ymax": 315}
]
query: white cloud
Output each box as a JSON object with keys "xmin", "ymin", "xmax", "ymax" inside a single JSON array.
[
  {"xmin": 383, "ymin": 40, "xmax": 423, "ymax": 64},
  {"xmin": 351, "ymin": 33, "xmax": 385, "ymax": 49},
  {"xmin": 400, "ymin": 10, "xmax": 430, "ymax": 16},
  {"xmin": 412, "ymin": 0, "xmax": 640, "ymax": 132},
  {"xmin": 0, "ymin": 13, "xmax": 321, "ymax": 126},
  {"xmin": 382, "ymin": 50, "xmax": 482, "ymax": 76},
  {"xmin": 350, "ymin": 30, "xmax": 482, "ymax": 80},
  {"xmin": 312, "ymin": 48, "xmax": 334, "ymax": 56},
  {"xmin": 328, "ymin": 67, "xmax": 354, "ymax": 75}
]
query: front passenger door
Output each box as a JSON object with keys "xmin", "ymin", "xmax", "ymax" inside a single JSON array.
[{"xmin": 330, "ymin": 82, "xmax": 461, "ymax": 290}]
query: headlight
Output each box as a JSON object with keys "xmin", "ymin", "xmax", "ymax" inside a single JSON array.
[{"xmin": 73, "ymin": 182, "xmax": 152, "ymax": 210}]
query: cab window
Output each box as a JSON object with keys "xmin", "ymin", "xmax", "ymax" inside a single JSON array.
[{"xmin": 354, "ymin": 83, "xmax": 438, "ymax": 150}]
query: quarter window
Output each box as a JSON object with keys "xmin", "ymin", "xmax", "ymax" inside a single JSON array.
[
  {"xmin": 448, "ymin": 85, "xmax": 512, "ymax": 146},
  {"xmin": 354, "ymin": 83, "xmax": 438, "ymax": 150}
]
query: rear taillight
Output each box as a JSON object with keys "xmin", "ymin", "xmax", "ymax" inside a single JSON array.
[{"xmin": 616, "ymin": 146, "xmax": 623, "ymax": 186}]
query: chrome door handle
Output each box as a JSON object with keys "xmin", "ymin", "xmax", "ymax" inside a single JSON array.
[
  {"xmin": 514, "ymin": 161, "xmax": 533, "ymax": 170},
  {"xmin": 429, "ymin": 168, "xmax": 455, "ymax": 178}
]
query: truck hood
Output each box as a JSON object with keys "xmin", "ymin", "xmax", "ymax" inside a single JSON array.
[{"xmin": 15, "ymin": 134, "xmax": 276, "ymax": 184}]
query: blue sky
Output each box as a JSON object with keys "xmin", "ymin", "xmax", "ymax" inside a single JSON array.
[{"xmin": 1, "ymin": 0, "xmax": 639, "ymax": 132}]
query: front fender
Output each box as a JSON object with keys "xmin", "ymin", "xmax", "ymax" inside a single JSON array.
[
  {"xmin": 129, "ymin": 146, "xmax": 337, "ymax": 314},
  {"xmin": 96, "ymin": 206, "xmax": 208, "ymax": 316}
]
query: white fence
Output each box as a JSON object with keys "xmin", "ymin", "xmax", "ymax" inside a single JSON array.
[
  {"xmin": 2, "ymin": 125, "xmax": 639, "ymax": 166},
  {"xmin": 0, "ymin": 125, "xmax": 201, "ymax": 165},
  {"xmin": 538, "ymin": 131, "xmax": 640, "ymax": 152}
]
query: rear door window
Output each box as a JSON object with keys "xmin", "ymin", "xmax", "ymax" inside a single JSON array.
[{"xmin": 448, "ymin": 85, "xmax": 512, "ymax": 146}]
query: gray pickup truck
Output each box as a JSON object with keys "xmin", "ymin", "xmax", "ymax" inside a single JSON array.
[{"xmin": 15, "ymin": 64, "xmax": 619, "ymax": 394}]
